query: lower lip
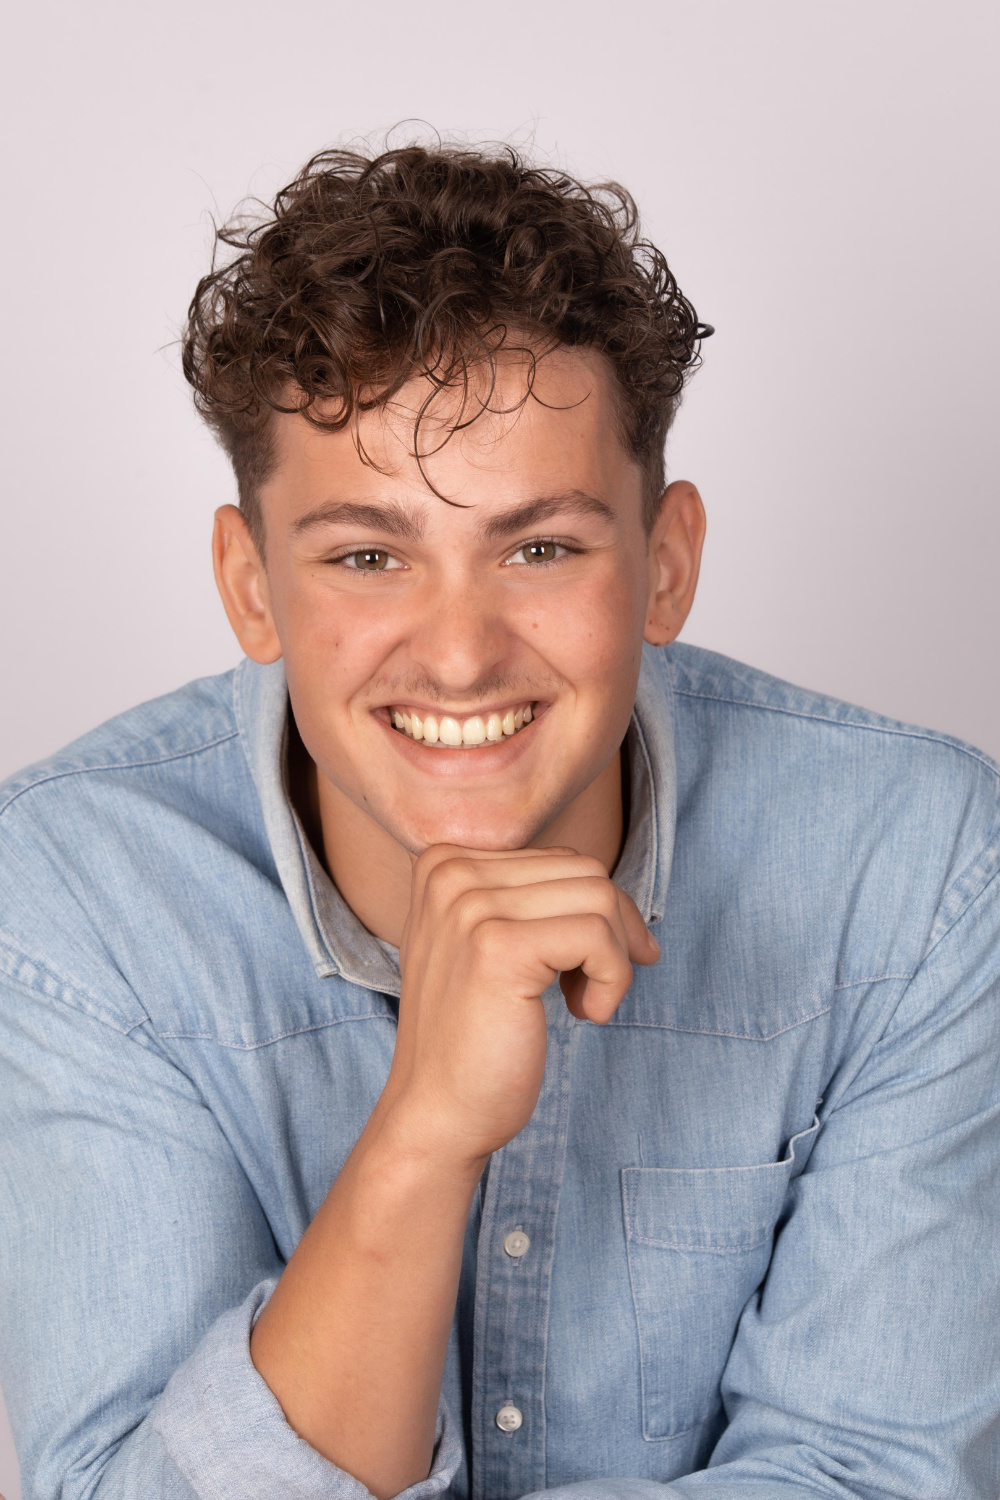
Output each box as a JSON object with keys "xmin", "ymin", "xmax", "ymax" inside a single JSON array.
[{"xmin": 375, "ymin": 708, "xmax": 544, "ymax": 776}]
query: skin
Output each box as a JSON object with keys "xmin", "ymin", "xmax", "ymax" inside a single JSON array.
[{"xmin": 213, "ymin": 347, "xmax": 705, "ymax": 1498}]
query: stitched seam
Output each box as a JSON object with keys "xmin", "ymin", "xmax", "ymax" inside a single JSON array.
[
  {"xmin": 671, "ymin": 687, "xmax": 1000, "ymax": 780},
  {"xmin": 0, "ymin": 730, "xmax": 240, "ymax": 820},
  {"xmin": 630, "ymin": 1233, "xmax": 769, "ymax": 1254},
  {"xmin": 158, "ymin": 1011, "xmax": 395, "ymax": 1050},
  {"xmin": 0, "ymin": 961, "xmax": 143, "ymax": 1038},
  {"xmin": 604, "ymin": 1005, "xmax": 831, "ymax": 1041},
  {"xmin": 833, "ymin": 974, "xmax": 915, "ymax": 990},
  {"xmin": 920, "ymin": 864, "xmax": 1000, "ymax": 968}
]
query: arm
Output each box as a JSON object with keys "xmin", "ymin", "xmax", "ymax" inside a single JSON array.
[
  {"xmin": 0, "ymin": 845, "xmax": 652, "ymax": 1500},
  {"xmin": 250, "ymin": 844, "xmax": 658, "ymax": 1498},
  {"xmin": 0, "ymin": 967, "xmax": 459, "ymax": 1500}
]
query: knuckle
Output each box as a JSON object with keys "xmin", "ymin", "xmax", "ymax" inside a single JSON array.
[
  {"xmin": 415, "ymin": 843, "xmax": 459, "ymax": 874},
  {"xmin": 422, "ymin": 862, "xmax": 450, "ymax": 903},
  {"xmin": 579, "ymin": 875, "xmax": 617, "ymax": 910},
  {"xmin": 582, "ymin": 911, "xmax": 615, "ymax": 942},
  {"xmin": 453, "ymin": 886, "xmax": 489, "ymax": 930},
  {"xmin": 424, "ymin": 855, "xmax": 473, "ymax": 904},
  {"xmin": 470, "ymin": 917, "xmax": 507, "ymax": 962}
]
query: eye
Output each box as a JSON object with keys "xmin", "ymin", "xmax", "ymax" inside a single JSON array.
[
  {"xmin": 338, "ymin": 548, "xmax": 403, "ymax": 572},
  {"xmin": 508, "ymin": 540, "xmax": 569, "ymax": 566}
]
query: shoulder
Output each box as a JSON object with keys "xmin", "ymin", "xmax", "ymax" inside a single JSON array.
[
  {"xmin": 0, "ymin": 670, "xmax": 241, "ymax": 816},
  {"xmin": 0, "ymin": 670, "xmax": 271, "ymax": 1032},
  {"xmin": 0, "ymin": 669, "xmax": 256, "ymax": 881},
  {"xmin": 667, "ymin": 642, "xmax": 995, "ymax": 764},
  {"xmin": 662, "ymin": 643, "xmax": 1000, "ymax": 977},
  {"xmin": 666, "ymin": 640, "xmax": 1000, "ymax": 811}
]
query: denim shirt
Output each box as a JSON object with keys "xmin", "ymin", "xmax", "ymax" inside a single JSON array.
[{"xmin": 2, "ymin": 642, "xmax": 1000, "ymax": 1500}]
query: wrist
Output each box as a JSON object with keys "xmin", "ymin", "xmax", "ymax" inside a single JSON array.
[{"xmin": 366, "ymin": 1087, "xmax": 492, "ymax": 1184}]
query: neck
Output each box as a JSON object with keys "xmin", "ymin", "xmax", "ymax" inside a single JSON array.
[{"xmin": 290, "ymin": 729, "xmax": 626, "ymax": 948}]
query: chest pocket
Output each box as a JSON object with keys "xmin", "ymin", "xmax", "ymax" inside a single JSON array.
[{"xmin": 621, "ymin": 1116, "xmax": 819, "ymax": 1440}]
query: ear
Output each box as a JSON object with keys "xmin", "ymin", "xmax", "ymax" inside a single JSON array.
[
  {"xmin": 643, "ymin": 481, "xmax": 706, "ymax": 647},
  {"xmin": 212, "ymin": 505, "xmax": 282, "ymax": 664}
]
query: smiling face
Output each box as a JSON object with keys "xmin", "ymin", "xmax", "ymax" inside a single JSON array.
[{"xmin": 213, "ymin": 346, "xmax": 704, "ymax": 922}]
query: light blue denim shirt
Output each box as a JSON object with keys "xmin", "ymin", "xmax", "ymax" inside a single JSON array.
[{"xmin": 2, "ymin": 643, "xmax": 1000, "ymax": 1500}]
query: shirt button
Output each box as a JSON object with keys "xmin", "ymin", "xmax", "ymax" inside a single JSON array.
[
  {"xmin": 503, "ymin": 1229, "xmax": 530, "ymax": 1259},
  {"xmin": 495, "ymin": 1404, "xmax": 523, "ymax": 1433}
]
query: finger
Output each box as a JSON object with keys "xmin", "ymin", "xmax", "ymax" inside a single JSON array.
[
  {"xmin": 413, "ymin": 850, "xmax": 660, "ymax": 966},
  {"xmin": 477, "ymin": 913, "xmax": 634, "ymax": 1022},
  {"xmin": 456, "ymin": 876, "xmax": 631, "ymax": 955},
  {"xmin": 412, "ymin": 845, "xmax": 579, "ymax": 902},
  {"xmin": 615, "ymin": 887, "xmax": 661, "ymax": 966},
  {"xmin": 413, "ymin": 847, "xmax": 610, "ymax": 909},
  {"xmin": 416, "ymin": 843, "xmax": 576, "ymax": 873}
]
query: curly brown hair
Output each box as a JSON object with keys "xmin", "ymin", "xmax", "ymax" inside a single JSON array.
[{"xmin": 182, "ymin": 142, "xmax": 708, "ymax": 549}]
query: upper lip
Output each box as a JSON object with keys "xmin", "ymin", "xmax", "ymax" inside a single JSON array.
[{"xmin": 381, "ymin": 699, "xmax": 538, "ymax": 717}]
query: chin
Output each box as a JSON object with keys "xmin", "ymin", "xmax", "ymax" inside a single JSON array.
[{"xmin": 392, "ymin": 804, "xmax": 546, "ymax": 855}]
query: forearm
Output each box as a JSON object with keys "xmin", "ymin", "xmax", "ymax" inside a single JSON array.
[{"xmin": 250, "ymin": 1099, "xmax": 485, "ymax": 1500}]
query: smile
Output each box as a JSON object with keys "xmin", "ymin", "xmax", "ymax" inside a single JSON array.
[{"xmin": 390, "ymin": 703, "xmax": 535, "ymax": 747}]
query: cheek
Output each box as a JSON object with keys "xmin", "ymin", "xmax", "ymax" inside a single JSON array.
[
  {"xmin": 275, "ymin": 576, "xmax": 402, "ymax": 712},
  {"xmin": 529, "ymin": 566, "xmax": 646, "ymax": 682}
]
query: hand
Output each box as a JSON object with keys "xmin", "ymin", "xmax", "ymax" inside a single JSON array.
[{"xmin": 377, "ymin": 845, "xmax": 660, "ymax": 1166}]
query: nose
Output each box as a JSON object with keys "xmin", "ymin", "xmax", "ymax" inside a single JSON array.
[{"xmin": 406, "ymin": 569, "xmax": 511, "ymax": 697}]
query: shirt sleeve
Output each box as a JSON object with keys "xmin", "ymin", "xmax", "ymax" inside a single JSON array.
[
  {"xmin": 525, "ymin": 868, "xmax": 1000, "ymax": 1500},
  {"xmin": 0, "ymin": 974, "xmax": 461, "ymax": 1500}
]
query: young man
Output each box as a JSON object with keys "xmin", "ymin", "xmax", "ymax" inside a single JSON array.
[{"xmin": 1, "ymin": 144, "xmax": 999, "ymax": 1500}]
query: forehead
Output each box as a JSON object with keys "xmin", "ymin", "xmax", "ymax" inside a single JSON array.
[{"xmin": 264, "ymin": 346, "xmax": 640, "ymax": 526}]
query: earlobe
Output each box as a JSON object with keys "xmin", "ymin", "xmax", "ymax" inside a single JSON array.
[
  {"xmin": 642, "ymin": 481, "xmax": 706, "ymax": 648},
  {"xmin": 212, "ymin": 505, "xmax": 283, "ymax": 664}
]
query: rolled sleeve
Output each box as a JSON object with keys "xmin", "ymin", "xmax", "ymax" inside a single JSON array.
[
  {"xmin": 154, "ymin": 1279, "xmax": 461, "ymax": 1500},
  {"xmin": 0, "ymin": 976, "xmax": 460, "ymax": 1500}
]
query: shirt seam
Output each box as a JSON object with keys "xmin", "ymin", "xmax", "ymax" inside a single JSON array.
[
  {"xmin": 671, "ymin": 685, "xmax": 1000, "ymax": 780},
  {"xmin": 157, "ymin": 1011, "xmax": 396, "ymax": 1050},
  {"xmin": 919, "ymin": 863, "xmax": 1000, "ymax": 967},
  {"xmin": 824, "ymin": 867, "xmax": 1000, "ymax": 1110},
  {"xmin": 604, "ymin": 1004, "xmax": 832, "ymax": 1041},
  {"xmin": 0, "ymin": 958, "xmax": 148, "ymax": 1038},
  {"xmin": 0, "ymin": 729, "xmax": 240, "ymax": 820},
  {"xmin": 833, "ymin": 974, "xmax": 915, "ymax": 989}
]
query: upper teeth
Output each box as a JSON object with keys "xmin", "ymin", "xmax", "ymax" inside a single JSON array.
[{"xmin": 391, "ymin": 704, "xmax": 533, "ymax": 746}]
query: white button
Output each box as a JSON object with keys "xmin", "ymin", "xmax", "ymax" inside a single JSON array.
[
  {"xmin": 503, "ymin": 1229, "xmax": 530, "ymax": 1259},
  {"xmin": 495, "ymin": 1404, "xmax": 523, "ymax": 1433}
]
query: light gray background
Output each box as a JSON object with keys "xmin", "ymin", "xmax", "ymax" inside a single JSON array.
[{"xmin": 1, "ymin": 2, "xmax": 998, "ymax": 1495}]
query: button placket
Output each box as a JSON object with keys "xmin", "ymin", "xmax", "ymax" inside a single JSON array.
[{"xmin": 470, "ymin": 1008, "xmax": 579, "ymax": 1500}]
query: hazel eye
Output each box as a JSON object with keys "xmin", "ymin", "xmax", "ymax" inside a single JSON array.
[
  {"xmin": 342, "ymin": 549, "xmax": 397, "ymax": 571},
  {"xmin": 520, "ymin": 541, "xmax": 560, "ymax": 564}
]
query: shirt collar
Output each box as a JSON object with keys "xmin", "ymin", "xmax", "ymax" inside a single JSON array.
[{"xmin": 234, "ymin": 645, "xmax": 676, "ymax": 995}]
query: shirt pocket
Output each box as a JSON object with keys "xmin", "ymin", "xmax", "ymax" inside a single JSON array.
[{"xmin": 621, "ymin": 1116, "xmax": 819, "ymax": 1440}]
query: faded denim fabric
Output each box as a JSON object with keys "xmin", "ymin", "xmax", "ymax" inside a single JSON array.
[{"xmin": 1, "ymin": 642, "xmax": 1000, "ymax": 1500}]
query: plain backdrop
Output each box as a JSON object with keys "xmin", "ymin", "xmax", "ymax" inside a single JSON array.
[{"xmin": 1, "ymin": 2, "xmax": 998, "ymax": 1495}]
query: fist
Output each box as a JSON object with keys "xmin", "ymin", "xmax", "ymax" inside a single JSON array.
[{"xmin": 378, "ymin": 846, "xmax": 660, "ymax": 1166}]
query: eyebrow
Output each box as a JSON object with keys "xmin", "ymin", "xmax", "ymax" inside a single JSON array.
[
  {"xmin": 477, "ymin": 491, "xmax": 616, "ymax": 542},
  {"xmin": 289, "ymin": 490, "xmax": 616, "ymax": 544},
  {"xmin": 291, "ymin": 500, "xmax": 425, "ymax": 540}
]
